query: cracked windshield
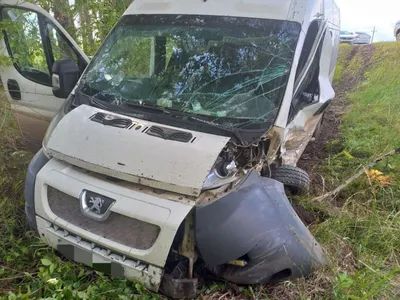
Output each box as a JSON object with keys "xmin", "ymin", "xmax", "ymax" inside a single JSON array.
[{"xmin": 82, "ymin": 15, "xmax": 300, "ymax": 128}]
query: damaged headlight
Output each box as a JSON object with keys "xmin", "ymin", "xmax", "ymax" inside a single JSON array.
[{"xmin": 202, "ymin": 158, "xmax": 238, "ymax": 190}]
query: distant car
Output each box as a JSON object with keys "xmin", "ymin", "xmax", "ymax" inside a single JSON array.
[
  {"xmin": 395, "ymin": 21, "xmax": 400, "ymax": 41},
  {"xmin": 340, "ymin": 31, "xmax": 355, "ymax": 44},
  {"xmin": 353, "ymin": 32, "xmax": 371, "ymax": 44}
]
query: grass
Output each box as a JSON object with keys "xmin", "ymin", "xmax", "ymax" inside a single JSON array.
[
  {"xmin": 304, "ymin": 43, "xmax": 400, "ymax": 299},
  {"xmin": 1, "ymin": 43, "xmax": 400, "ymax": 299},
  {"xmin": 333, "ymin": 43, "xmax": 353, "ymax": 84}
]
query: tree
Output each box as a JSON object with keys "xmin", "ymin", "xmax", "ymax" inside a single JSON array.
[{"xmin": 53, "ymin": 0, "xmax": 77, "ymax": 39}]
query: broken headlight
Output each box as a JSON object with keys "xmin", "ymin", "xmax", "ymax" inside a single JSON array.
[{"xmin": 202, "ymin": 158, "xmax": 238, "ymax": 190}]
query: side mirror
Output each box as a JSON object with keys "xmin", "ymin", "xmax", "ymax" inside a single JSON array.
[{"xmin": 52, "ymin": 58, "xmax": 80, "ymax": 98}]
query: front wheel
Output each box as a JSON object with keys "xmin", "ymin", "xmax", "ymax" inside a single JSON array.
[
  {"xmin": 271, "ymin": 165, "xmax": 310, "ymax": 195},
  {"xmin": 396, "ymin": 32, "xmax": 400, "ymax": 41}
]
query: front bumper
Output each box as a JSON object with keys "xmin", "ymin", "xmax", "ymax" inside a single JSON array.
[
  {"xmin": 25, "ymin": 150, "xmax": 49, "ymax": 230},
  {"xmin": 353, "ymin": 39, "xmax": 370, "ymax": 44},
  {"xmin": 36, "ymin": 216, "xmax": 163, "ymax": 289},
  {"xmin": 25, "ymin": 155, "xmax": 194, "ymax": 292},
  {"xmin": 340, "ymin": 39, "xmax": 354, "ymax": 44},
  {"xmin": 195, "ymin": 171, "xmax": 328, "ymax": 284}
]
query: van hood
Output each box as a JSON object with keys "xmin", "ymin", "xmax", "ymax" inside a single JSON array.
[{"xmin": 45, "ymin": 105, "xmax": 231, "ymax": 196}]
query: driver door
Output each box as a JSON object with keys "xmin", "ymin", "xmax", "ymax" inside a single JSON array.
[{"xmin": 0, "ymin": 0, "xmax": 89, "ymax": 151}]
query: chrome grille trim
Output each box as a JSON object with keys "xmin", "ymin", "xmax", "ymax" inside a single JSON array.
[{"xmin": 47, "ymin": 222, "xmax": 149, "ymax": 271}]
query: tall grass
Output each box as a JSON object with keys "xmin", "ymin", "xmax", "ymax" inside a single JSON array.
[{"xmin": 308, "ymin": 43, "xmax": 400, "ymax": 299}]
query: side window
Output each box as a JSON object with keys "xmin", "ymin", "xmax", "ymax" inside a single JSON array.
[
  {"xmin": 288, "ymin": 21, "xmax": 322, "ymax": 122},
  {"xmin": 45, "ymin": 22, "xmax": 79, "ymax": 67},
  {"xmin": 295, "ymin": 21, "xmax": 321, "ymax": 81},
  {"xmin": 289, "ymin": 37, "xmax": 323, "ymax": 122},
  {"xmin": 296, "ymin": 47, "xmax": 321, "ymax": 99},
  {"xmin": 1, "ymin": 7, "xmax": 51, "ymax": 86}
]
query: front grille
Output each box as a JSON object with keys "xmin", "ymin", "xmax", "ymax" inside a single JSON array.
[
  {"xmin": 90, "ymin": 112, "xmax": 134, "ymax": 129},
  {"xmin": 47, "ymin": 187, "xmax": 160, "ymax": 250},
  {"xmin": 48, "ymin": 222, "xmax": 149, "ymax": 271},
  {"xmin": 147, "ymin": 125, "xmax": 193, "ymax": 143}
]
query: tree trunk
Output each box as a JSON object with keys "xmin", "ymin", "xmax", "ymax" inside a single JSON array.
[
  {"xmin": 52, "ymin": 0, "xmax": 77, "ymax": 39},
  {"xmin": 78, "ymin": 1, "xmax": 95, "ymax": 54}
]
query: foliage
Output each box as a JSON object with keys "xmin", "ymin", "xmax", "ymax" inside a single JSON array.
[
  {"xmin": 365, "ymin": 169, "xmax": 392, "ymax": 187},
  {"xmin": 0, "ymin": 19, "xmax": 16, "ymax": 69},
  {"xmin": 31, "ymin": 0, "xmax": 134, "ymax": 56},
  {"xmin": 1, "ymin": 9, "xmax": 48, "ymax": 73}
]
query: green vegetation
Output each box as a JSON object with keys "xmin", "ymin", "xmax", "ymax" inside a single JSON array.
[
  {"xmin": 31, "ymin": 0, "xmax": 134, "ymax": 56},
  {"xmin": 304, "ymin": 43, "xmax": 400, "ymax": 299},
  {"xmin": 0, "ymin": 2, "xmax": 400, "ymax": 297},
  {"xmin": 333, "ymin": 43, "xmax": 352, "ymax": 84}
]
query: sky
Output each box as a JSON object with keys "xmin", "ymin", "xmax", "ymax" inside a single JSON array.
[{"xmin": 336, "ymin": 0, "xmax": 400, "ymax": 42}]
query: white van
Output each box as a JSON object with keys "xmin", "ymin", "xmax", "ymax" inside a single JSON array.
[{"xmin": 0, "ymin": 0, "xmax": 340, "ymax": 298}]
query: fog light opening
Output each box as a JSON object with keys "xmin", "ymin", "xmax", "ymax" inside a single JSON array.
[{"xmin": 270, "ymin": 268, "xmax": 292, "ymax": 282}]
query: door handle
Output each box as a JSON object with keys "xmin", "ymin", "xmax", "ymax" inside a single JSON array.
[{"xmin": 7, "ymin": 79, "xmax": 21, "ymax": 100}]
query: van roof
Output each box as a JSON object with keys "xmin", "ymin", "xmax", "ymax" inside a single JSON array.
[{"xmin": 124, "ymin": 0, "xmax": 298, "ymax": 22}]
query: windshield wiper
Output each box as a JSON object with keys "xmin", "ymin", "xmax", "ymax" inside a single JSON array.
[
  {"xmin": 83, "ymin": 93, "xmax": 247, "ymax": 144},
  {"xmin": 122, "ymin": 100, "xmax": 246, "ymax": 143},
  {"xmin": 121, "ymin": 100, "xmax": 173, "ymax": 115},
  {"xmin": 90, "ymin": 97, "xmax": 108, "ymax": 109},
  {"xmin": 185, "ymin": 115, "xmax": 247, "ymax": 145},
  {"xmin": 84, "ymin": 93, "xmax": 172, "ymax": 116}
]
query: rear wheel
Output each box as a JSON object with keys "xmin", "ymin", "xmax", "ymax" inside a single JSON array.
[
  {"xmin": 397, "ymin": 32, "xmax": 400, "ymax": 41},
  {"xmin": 271, "ymin": 165, "xmax": 310, "ymax": 195}
]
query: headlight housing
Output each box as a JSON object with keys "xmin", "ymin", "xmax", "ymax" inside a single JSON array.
[{"xmin": 202, "ymin": 158, "xmax": 238, "ymax": 190}]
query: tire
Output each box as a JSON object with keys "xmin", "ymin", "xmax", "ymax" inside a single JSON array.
[
  {"xmin": 271, "ymin": 165, "xmax": 310, "ymax": 194},
  {"xmin": 397, "ymin": 32, "xmax": 400, "ymax": 41}
]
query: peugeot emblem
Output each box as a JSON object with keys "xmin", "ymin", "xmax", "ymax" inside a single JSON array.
[
  {"xmin": 89, "ymin": 196, "xmax": 104, "ymax": 214},
  {"xmin": 80, "ymin": 190, "xmax": 115, "ymax": 222}
]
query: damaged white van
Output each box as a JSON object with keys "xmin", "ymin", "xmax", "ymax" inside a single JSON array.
[{"xmin": 0, "ymin": 0, "xmax": 340, "ymax": 298}]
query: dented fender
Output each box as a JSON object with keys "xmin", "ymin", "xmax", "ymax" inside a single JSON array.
[{"xmin": 195, "ymin": 171, "xmax": 327, "ymax": 284}]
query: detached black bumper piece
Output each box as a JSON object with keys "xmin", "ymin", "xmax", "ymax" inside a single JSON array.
[
  {"xmin": 25, "ymin": 149, "xmax": 49, "ymax": 230},
  {"xmin": 195, "ymin": 171, "xmax": 327, "ymax": 284}
]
